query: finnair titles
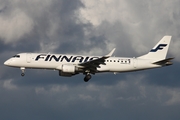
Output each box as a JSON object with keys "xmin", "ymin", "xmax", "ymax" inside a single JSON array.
[
  {"xmin": 4, "ymin": 36, "xmax": 174, "ymax": 82},
  {"xmin": 35, "ymin": 54, "xmax": 99, "ymax": 63}
]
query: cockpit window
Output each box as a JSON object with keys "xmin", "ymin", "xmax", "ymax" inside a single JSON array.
[{"xmin": 13, "ymin": 55, "xmax": 20, "ymax": 58}]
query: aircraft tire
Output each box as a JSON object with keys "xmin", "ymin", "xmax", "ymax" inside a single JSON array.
[
  {"xmin": 21, "ymin": 73, "xmax": 25, "ymax": 76},
  {"xmin": 84, "ymin": 74, "xmax": 91, "ymax": 82}
]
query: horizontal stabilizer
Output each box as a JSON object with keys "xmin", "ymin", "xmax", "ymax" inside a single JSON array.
[{"xmin": 152, "ymin": 58, "xmax": 174, "ymax": 66}]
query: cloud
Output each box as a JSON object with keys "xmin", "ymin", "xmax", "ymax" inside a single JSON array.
[
  {"xmin": 1, "ymin": 75, "xmax": 180, "ymax": 120},
  {"xmin": 78, "ymin": 0, "xmax": 180, "ymax": 59},
  {"xmin": 165, "ymin": 89, "xmax": 180, "ymax": 105},
  {"xmin": 79, "ymin": 0, "xmax": 140, "ymax": 26},
  {"xmin": 3, "ymin": 79, "xmax": 18, "ymax": 90},
  {"xmin": 0, "ymin": 0, "xmax": 180, "ymax": 120},
  {"xmin": 35, "ymin": 85, "xmax": 69, "ymax": 95},
  {"xmin": 0, "ymin": 8, "xmax": 34, "ymax": 43}
]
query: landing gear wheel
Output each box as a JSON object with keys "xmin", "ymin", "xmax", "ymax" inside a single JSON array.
[
  {"xmin": 84, "ymin": 74, "xmax": 92, "ymax": 82},
  {"xmin": 20, "ymin": 67, "xmax": 25, "ymax": 77},
  {"xmin": 21, "ymin": 73, "xmax": 25, "ymax": 76}
]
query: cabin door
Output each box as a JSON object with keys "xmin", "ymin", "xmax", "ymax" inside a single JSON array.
[
  {"xmin": 133, "ymin": 58, "xmax": 138, "ymax": 68},
  {"xmin": 26, "ymin": 53, "xmax": 32, "ymax": 63}
]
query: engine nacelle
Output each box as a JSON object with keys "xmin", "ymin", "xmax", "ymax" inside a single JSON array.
[
  {"xmin": 59, "ymin": 71, "xmax": 74, "ymax": 77},
  {"xmin": 57, "ymin": 64, "xmax": 81, "ymax": 77},
  {"xmin": 62, "ymin": 64, "xmax": 76, "ymax": 73}
]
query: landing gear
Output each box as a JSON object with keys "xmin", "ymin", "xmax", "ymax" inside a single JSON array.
[
  {"xmin": 21, "ymin": 73, "xmax": 25, "ymax": 76},
  {"xmin": 20, "ymin": 67, "xmax": 25, "ymax": 76},
  {"xmin": 84, "ymin": 74, "xmax": 92, "ymax": 82}
]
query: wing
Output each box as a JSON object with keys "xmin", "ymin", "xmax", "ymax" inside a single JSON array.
[{"xmin": 78, "ymin": 48, "xmax": 116, "ymax": 73}]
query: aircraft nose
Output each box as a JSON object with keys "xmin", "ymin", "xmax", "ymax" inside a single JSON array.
[{"xmin": 4, "ymin": 60, "xmax": 10, "ymax": 66}]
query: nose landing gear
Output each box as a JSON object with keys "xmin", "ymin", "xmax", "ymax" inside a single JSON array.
[
  {"xmin": 21, "ymin": 73, "xmax": 25, "ymax": 76},
  {"xmin": 20, "ymin": 67, "xmax": 25, "ymax": 76}
]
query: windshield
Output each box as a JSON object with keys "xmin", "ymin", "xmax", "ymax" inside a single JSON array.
[{"xmin": 12, "ymin": 55, "xmax": 20, "ymax": 58}]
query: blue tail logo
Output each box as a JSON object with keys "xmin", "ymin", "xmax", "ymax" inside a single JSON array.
[{"xmin": 150, "ymin": 44, "xmax": 167, "ymax": 52}]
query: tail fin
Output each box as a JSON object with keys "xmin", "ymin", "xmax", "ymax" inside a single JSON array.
[{"xmin": 138, "ymin": 36, "xmax": 172, "ymax": 60}]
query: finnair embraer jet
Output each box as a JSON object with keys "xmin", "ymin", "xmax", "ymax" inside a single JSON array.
[{"xmin": 4, "ymin": 36, "xmax": 173, "ymax": 82}]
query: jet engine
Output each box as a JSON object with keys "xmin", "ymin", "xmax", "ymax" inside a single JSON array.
[
  {"xmin": 58, "ymin": 64, "xmax": 77, "ymax": 77},
  {"xmin": 62, "ymin": 64, "xmax": 76, "ymax": 73}
]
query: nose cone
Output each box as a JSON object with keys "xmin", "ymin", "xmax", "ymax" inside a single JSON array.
[{"xmin": 4, "ymin": 60, "xmax": 10, "ymax": 66}]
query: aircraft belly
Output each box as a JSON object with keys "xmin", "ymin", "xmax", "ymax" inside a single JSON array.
[
  {"xmin": 97, "ymin": 65, "xmax": 109, "ymax": 72},
  {"xmin": 108, "ymin": 64, "xmax": 135, "ymax": 72},
  {"xmin": 23, "ymin": 61, "xmax": 59, "ymax": 69}
]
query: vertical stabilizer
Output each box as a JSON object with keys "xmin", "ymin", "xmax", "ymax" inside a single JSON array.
[{"xmin": 138, "ymin": 36, "xmax": 172, "ymax": 60}]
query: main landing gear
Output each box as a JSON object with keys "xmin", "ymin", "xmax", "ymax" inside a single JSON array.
[
  {"xmin": 84, "ymin": 73, "xmax": 92, "ymax": 82},
  {"xmin": 20, "ymin": 67, "xmax": 25, "ymax": 76}
]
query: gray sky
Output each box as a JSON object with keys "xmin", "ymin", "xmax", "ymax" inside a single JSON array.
[{"xmin": 0, "ymin": 0, "xmax": 180, "ymax": 120}]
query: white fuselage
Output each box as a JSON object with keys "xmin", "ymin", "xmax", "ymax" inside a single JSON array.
[{"xmin": 4, "ymin": 53, "xmax": 161, "ymax": 73}]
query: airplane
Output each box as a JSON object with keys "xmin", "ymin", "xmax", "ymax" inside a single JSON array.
[{"xmin": 4, "ymin": 36, "xmax": 173, "ymax": 82}]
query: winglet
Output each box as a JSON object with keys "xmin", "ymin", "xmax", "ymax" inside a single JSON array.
[{"xmin": 105, "ymin": 48, "xmax": 116, "ymax": 57}]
